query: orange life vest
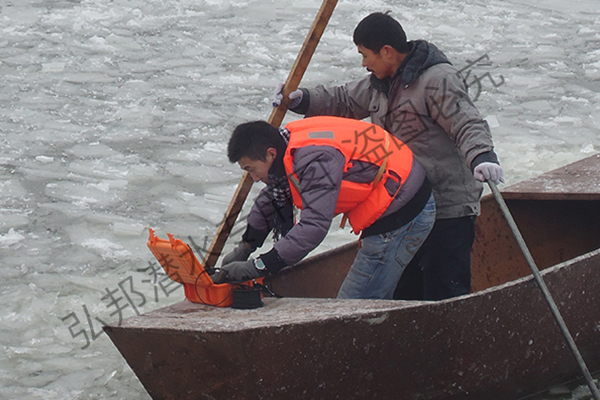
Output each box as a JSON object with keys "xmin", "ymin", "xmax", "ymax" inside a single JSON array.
[{"xmin": 283, "ymin": 116, "xmax": 414, "ymax": 233}]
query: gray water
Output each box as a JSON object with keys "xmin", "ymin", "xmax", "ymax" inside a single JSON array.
[{"xmin": 1, "ymin": 0, "xmax": 599, "ymax": 399}]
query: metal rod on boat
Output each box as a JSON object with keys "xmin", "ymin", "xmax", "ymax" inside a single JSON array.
[{"xmin": 488, "ymin": 180, "xmax": 600, "ymax": 399}]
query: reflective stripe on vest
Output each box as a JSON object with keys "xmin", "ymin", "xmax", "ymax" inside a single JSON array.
[{"xmin": 283, "ymin": 116, "xmax": 414, "ymax": 234}]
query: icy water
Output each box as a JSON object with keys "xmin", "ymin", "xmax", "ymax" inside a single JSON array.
[{"xmin": 1, "ymin": 0, "xmax": 599, "ymax": 399}]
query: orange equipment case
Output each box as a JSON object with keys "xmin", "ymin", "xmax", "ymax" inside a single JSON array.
[{"xmin": 147, "ymin": 228, "xmax": 263, "ymax": 307}]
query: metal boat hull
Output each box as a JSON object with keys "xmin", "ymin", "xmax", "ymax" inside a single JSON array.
[{"xmin": 105, "ymin": 154, "xmax": 600, "ymax": 399}]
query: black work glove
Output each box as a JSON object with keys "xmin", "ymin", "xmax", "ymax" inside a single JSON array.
[
  {"xmin": 221, "ymin": 242, "xmax": 253, "ymax": 266},
  {"xmin": 211, "ymin": 258, "xmax": 267, "ymax": 284}
]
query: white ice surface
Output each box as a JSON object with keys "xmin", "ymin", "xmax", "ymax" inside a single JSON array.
[{"xmin": 1, "ymin": 0, "xmax": 599, "ymax": 399}]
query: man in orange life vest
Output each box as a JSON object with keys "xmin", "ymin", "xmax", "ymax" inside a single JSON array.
[{"xmin": 212, "ymin": 116, "xmax": 436, "ymax": 300}]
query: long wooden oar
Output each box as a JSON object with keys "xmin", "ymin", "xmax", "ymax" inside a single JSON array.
[
  {"xmin": 203, "ymin": 0, "xmax": 339, "ymax": 269},
  {"xmin": 488, "ymin": 181, "xmax": 600, "ymax": 399}
]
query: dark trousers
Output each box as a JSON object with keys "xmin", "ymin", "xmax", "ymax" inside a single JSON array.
[{"xmin": 393, "ymin": 216, "xmax": 476, "ymax": 301}]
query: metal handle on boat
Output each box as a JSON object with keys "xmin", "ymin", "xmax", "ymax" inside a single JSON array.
[{"xmin": 488, "ymin": 180, "xmax": 600, "ymax": 399}]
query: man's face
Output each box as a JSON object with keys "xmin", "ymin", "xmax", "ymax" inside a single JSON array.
[
  {"xmin": 357, "ymin": 44, "xmax": 396, "ymax": 80},
  {"xmin": 238, "ymin": 148, "xmax": 276, "ymax": 184}
]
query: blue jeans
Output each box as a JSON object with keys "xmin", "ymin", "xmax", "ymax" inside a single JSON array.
[{"xmin": 337, "ymin": 194, "xmax": 436, "ymax": 300}]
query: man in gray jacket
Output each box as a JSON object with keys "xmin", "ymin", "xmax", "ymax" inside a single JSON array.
[{"xmin": 274, "ymin": 12, "xmax": 504, "ymax": 300}]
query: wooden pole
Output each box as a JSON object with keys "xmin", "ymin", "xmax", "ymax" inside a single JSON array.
[{"xmin": 203, "ymin": 0, "xmax": 339, "ymax": 269}]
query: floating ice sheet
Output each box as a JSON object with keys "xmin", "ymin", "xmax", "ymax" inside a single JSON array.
[{"xmin": 1, "ymin": 0, "xmax": 599, "ymax": 399}]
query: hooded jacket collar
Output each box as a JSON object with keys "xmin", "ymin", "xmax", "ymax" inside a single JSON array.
[{"xmin": 370, "ymin": 40, "xmax": 452, "ymax": 96}]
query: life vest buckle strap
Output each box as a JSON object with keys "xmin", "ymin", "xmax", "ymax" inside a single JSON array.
[{"xmin": 340, "ymin": 213, "xmax": 349, "ymax": 229}]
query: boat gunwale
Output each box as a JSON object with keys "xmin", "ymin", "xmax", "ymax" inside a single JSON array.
[{"xmin": 104, "ymin": 246, "xmax": 600, "ymax": 334}]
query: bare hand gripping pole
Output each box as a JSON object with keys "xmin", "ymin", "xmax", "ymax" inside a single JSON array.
[
  {"xmin": 203, "ymin": 0, "xmax": 339, "ymax": 269},
  {"xmin": 488, "ymin": 180, "xmax": 600, "ymax": 399}
]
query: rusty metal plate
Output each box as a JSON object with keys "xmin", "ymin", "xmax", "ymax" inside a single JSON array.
[
  {"xmin": 104, "ymin": 249, "xmax": 600, "ymax": 400},
  {"xmin": 501, "ymin": 153, "xmax": 600, "ymax": 201}
]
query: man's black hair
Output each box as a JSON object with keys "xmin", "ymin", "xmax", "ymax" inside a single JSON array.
[
  {"xmin": 353, "ymin": 12, "xmax": 410, "ymax": 54},
  {"xmin": 228, "ymin": 120, "xmax": 282, "ymax": 163}
]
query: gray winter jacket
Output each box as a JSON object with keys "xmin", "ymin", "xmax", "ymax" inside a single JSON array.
[
  {"xmin": 245, "ymin": 143, "xmax": 430, "ymax": 273},
  {"xmin": 298, "ymin": 40, "xmax": 498, "ymax": 219}
]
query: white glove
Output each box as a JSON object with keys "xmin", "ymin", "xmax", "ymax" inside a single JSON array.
[
  {"xmin": 474, "ymin": 162, "xmax": 505, "ymax": 184},
  {"xmin": 272, "ymin": 82, "xmax": 303, "ymax": 108}
]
